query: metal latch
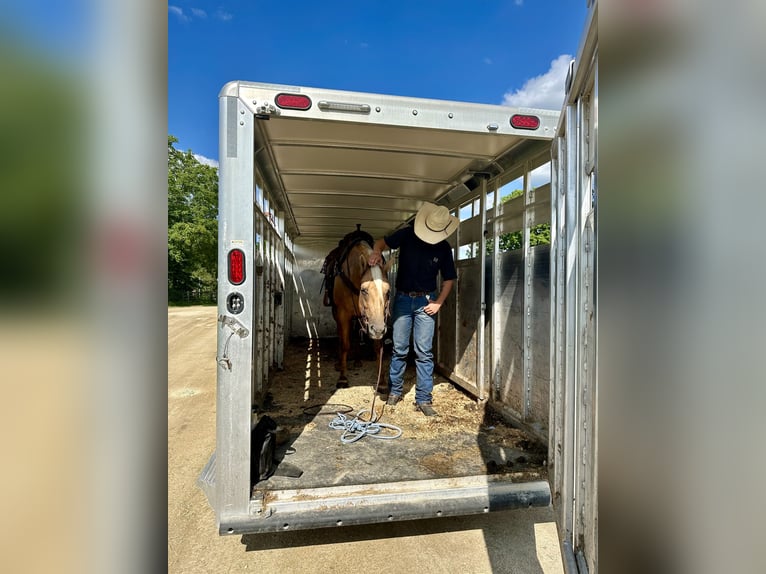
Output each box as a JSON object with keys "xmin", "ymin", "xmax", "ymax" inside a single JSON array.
[
  {"xmin": 217, "ymin": 314, "xmax": 250, "ymax": 370},
  {"xmin": 218, "ymin": 314, "xmax": 249, "ymax": 338},
  {"xmin": 254, "ymin": 102, "xmax": 279, "ymax": 118}
]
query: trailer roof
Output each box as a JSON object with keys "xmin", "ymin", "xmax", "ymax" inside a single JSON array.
[{"xmin": 222, "ymin": 81, "xmax": 559, "ymax": 250}]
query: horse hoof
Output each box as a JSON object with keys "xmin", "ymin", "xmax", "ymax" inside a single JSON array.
[{"xmin": 336, "ymin": 380, "xmax": 349, "ymax": 389}]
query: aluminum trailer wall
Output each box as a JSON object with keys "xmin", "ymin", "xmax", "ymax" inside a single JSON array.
[
  {"xmin": 436, "ymin": 154, "xmax": 553, "ymax": 446},
  {"xmin": 550, "ymin": 2, "xmax": 598, "ymax": 572}
]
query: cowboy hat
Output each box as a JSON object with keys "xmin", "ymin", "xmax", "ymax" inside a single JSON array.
[{"xmin": 413, "ymin": 202, "xmax": 459, "ymax": 244}]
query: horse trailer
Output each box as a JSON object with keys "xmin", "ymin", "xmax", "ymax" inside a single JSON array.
[{"xmin": 201, "ymin": 3, "xmax": 596, "ymax": 571}]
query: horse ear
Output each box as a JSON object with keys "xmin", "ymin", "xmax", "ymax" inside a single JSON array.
[{"xmin": 360, "ymin": 252, "xmax": 370, "ymax": 268}]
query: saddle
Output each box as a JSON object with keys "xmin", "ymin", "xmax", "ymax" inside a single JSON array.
[{"xmin": 321, "ymin": 224, "xmax": 376, "ymax": 307}]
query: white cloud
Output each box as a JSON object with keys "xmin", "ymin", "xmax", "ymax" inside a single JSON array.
[
  {"xmin": 194, "ymin": 154, "xmax": 219, "ymax": 169},
  {"xmin": 170, "ymin": 6, "xmax": 210, "ymax": 21},
  {"xmin": 530, "ymin": 162, "xmax": 551, "ymax": 188},
  {"xmin": 215, "ymin": 10, "xmax": 233, "ymax": 21},
  {"xmin": 502, "ymin": 54, "xmax": 572, "ymax": 110},
  {"xmin": 515, "ymin": 0, "xmax": 524, "ymax": 5},
  {"xmin": 483, "ymin": 57, "xmax": 493, "ymax": 65},
  {"xmin": 168, "ymin": 6, "xmax": 188, "ymax": 21}
]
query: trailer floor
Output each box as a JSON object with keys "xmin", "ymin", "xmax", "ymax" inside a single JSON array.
[
  {"xmin": 255, "ymin": 337, "xmax": 546, "ymax": 493},
  {"xmin": 169, "ymin": 306, "xmax": 564, "ymax": 574}
]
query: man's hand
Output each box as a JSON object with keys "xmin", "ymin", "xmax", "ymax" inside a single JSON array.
[
  {"xmin": 368, "ymin": 251, "xmax": 383, "ymax": 266},
  {"xmin": 424, "ymin": 301, "xmax": 442, "ymax": 315}
]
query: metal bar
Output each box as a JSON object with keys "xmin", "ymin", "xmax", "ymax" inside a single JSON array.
[
  {"xmin": 454, "ymin": 207, "xmax": 461, "ymax": 379},
  {"xmin": 216, "ymin": 95, "xmax": 256, "ymax": 525},
  {"xmin": 555, "ymin": 140, "xmax": 567, "ymax": 509},
  {"xmin": 267, "ymin": 221, "xmax": 274, "ymax": 371},
  {"xmin": 571, "ymin": 96, "xmax": 586, "ymax": 547},
  {"xmin": 255, "ymin": 211, "xmax": 265, "ymax": 407},
  {"xmin": 561, "ymin": 102, "xmax": 579, "ymax": 544},
  {"xmin": 548, "ymin": 146, "xmax": 559, "ymax": 459},
  {"xmin": 561, "ymin": 540, "xmax": 580, "ymax": 574},
  {"xmin": 492, "ymin": 184, "xmax": 502, "ymax": 400},
  {"xmin": 522, "ymin": 162, "xmax": 533, "ymax": 421},
  {"xmin": 221, "ymin": 477, "xmax": 551, "ymax": 535},
  {"xmin": 575, "ymin": 93, "xmax": 591, "ymax": 550},
  {"xmin": 576, "ymin": 550, "xmax": 590, "ymax": 574},
  {"xmin": 477, "ymin": 177, "xmax": 487, "ymax": 400},
  {"xmin": 275, "ymin": 211, "xmax": 285, "ymax": 370},
  {"xmin": 585, "ymin": 59, "xmax": 599, "ymax": 568}
]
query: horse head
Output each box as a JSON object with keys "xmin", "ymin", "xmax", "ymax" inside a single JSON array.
[{"xmin": 357, "ymin": 252, "xmax": 393, "ymax": 340}]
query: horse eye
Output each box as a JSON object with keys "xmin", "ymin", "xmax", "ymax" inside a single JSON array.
[{"xmin": 360, "ymin": 288, "xmax": 368, "ymax": 295}]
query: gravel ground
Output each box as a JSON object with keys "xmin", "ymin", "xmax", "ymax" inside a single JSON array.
[{"xmin": 168, "ymin": 305, "xmax": 564, "ymax": 574}]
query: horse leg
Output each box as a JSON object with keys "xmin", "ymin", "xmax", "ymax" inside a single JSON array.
[
  {"xmin": 352, "ymin": 326, "xmax": 363, "ymax": 368},
  {"xmin": 332, "ymin": 304, "xmax": 342, "ymax": 371},
  {"xmin": 373, "ymin": 338, "xmax": 388, "ymax": 396},
  {"xmin": 336, "ymin": 317, "xmax": 350, "ymax": 389}
]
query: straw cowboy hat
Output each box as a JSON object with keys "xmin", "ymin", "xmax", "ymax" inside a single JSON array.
[{"xmin": 414, "ymin": 202, "xmax": 459, "ymax": 244}]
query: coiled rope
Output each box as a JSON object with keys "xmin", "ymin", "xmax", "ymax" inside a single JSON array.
[
  {"xmin": 329, "ymin": 410, "xmax": 402, "ymax": 444},
  {"xmin": 327, "ymin": 338, "xmax": 403, "ymax": 443}
]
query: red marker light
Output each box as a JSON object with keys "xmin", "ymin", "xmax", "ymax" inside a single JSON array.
[
  {"xmin": 275, "ymin": 93, "xmax": 312, "ymax": 110},
  {"xmin": 228, "ymin": 249, "xmax": 245, "ymax": 285},
  {"xmin": 510, "ymin": 114, "xmax": 540, "ymax": 130}
]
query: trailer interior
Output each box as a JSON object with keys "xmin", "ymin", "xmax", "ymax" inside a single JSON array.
[{"xmin": 209, "ymin": 81, "xmax": 563, "ymax": 535}]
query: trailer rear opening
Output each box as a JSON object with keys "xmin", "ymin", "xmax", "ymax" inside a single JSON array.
[{"xmin": 207, "ymin": 78, "xmax": 568, "ymax": 538}]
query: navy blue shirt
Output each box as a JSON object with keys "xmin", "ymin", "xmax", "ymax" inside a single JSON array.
[{"xmin": 385, "ymin": 224, "xmax": 457, "ymax": 293}]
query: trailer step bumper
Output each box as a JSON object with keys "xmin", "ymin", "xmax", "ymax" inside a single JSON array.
[{"xmin": 218, "ymin": 475, "xmax": 551, "ymax": 535}]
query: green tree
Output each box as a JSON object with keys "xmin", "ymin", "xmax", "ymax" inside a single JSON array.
[
  {"xmin": 486, "ymin": 189, "xmax": 551, "ymax": 253},
  {"xmin": 168, "ymin": 135, "xmax": 218, "ymax": 301}
]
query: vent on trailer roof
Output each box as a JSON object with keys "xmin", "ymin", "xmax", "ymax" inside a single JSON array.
[
  {"xmin": 510, "ymin": 114, "xmax": 540, "ymax": 130},
  {"xmin": 275, "ymin": 93, "xmax": 312, "ymax": 110}
]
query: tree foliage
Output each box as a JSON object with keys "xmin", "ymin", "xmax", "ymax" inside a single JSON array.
[
  {"xmin": 486, "ymin": 189, "xmax": 551, "ymax": 254},
  {"xmin": 168, "ymin": 135, "xmax": 218, "ymax": 300}
]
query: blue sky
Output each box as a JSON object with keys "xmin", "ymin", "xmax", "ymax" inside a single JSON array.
[{"xmin": 170, "ymin": 1, "xmax": 587, "ymax": 165}]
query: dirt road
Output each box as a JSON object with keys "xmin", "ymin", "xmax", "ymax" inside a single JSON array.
[{"xmin": 168, "ymin": 306, "xmax": 564, "ymax": 573}]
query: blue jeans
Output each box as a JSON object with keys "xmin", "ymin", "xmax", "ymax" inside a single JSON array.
[{"xmin": 389, "ymin": 292, "xmax": 436, "ymax": 404}]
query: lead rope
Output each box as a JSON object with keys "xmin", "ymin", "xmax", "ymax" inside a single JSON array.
[
  {"xmin": 368, "ymin": 343, "xmax": 385, "ymax": 422},
  {"xmin": 329, "ymin": 342, "xmax": 403, "ymax": 442}
]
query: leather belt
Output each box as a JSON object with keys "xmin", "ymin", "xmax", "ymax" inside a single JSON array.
[{"xmin": 404, "ymin": 291, "xmax": 428, "ymax": 297}]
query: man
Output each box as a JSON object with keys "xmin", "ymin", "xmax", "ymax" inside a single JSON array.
[{"xmin": 368, "ymin": 202, "xmax": 459, "ymax": 416}]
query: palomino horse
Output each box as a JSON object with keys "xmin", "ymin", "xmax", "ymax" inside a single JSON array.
[{"xmin": 331, "ymin": 240, "xmax": 392, "ymax": 389}]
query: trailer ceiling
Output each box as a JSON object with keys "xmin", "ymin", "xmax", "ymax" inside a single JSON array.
[{"xmin": 233, "ymin": 82, "xmax": 559, "ymax": 251}]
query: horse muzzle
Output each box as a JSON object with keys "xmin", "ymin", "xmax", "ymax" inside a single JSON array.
[{"xmin": 367, "ymin": 324, "xmax": 387, "ymax": 340}]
